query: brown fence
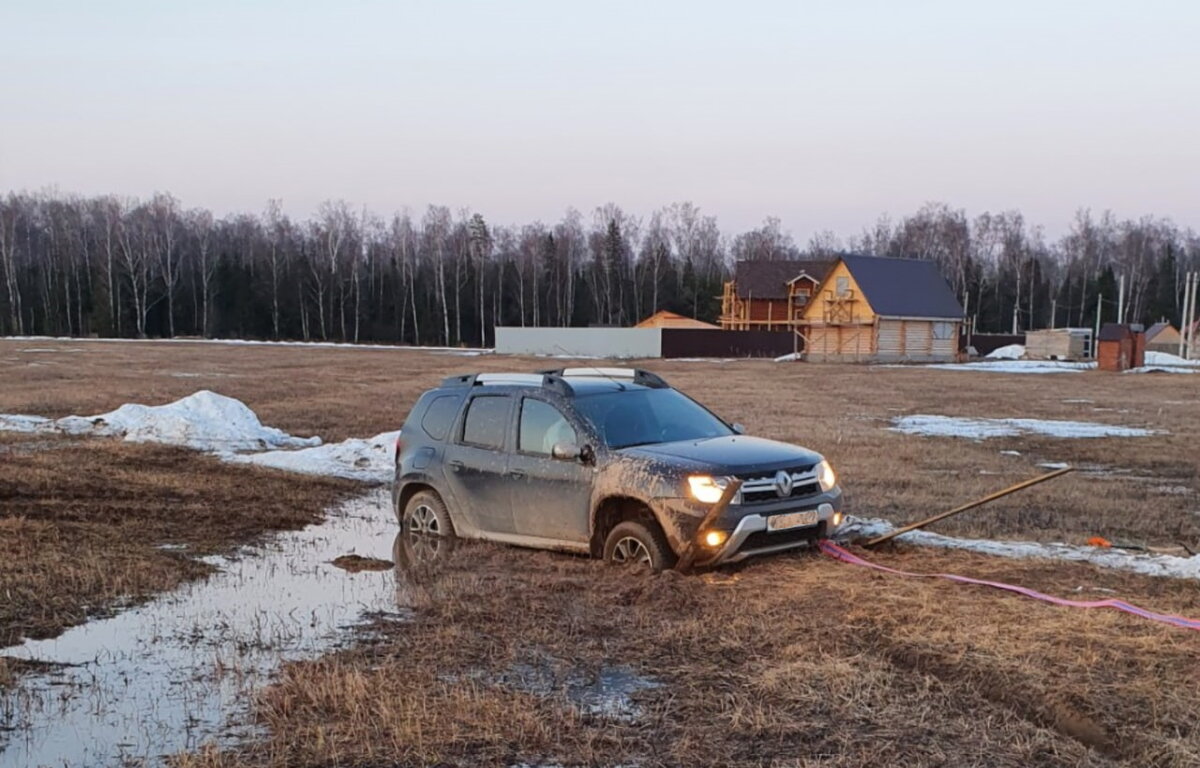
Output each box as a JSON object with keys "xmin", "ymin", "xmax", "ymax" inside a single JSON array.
[{"xmin": 660, "ymin": 329, "xmax": 795, "ymax": 358}]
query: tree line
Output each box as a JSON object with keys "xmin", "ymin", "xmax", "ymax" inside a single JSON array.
[{"xmin": 1, "ymin": 192, "xmax": 1197, "ymax": 345}]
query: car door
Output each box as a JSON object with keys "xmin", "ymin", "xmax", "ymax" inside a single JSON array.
[
  {"xmin": 442, "ymin": 393, "xmax": 516, "ymax": 535},
  {"xmin": 507, "ymin": 395, "xmax": 594, "ymax": 543}
]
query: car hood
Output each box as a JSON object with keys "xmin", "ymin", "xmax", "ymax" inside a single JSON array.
[{"xmin": 618, "ymin": 435, "xmax": 821, "ymax": 475}]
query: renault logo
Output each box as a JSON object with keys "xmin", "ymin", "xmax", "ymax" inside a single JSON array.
[{"xmin": 774, "ymin": 470, "xmax": 794, "ymax": 498}]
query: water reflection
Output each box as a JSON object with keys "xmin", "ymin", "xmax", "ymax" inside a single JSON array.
[{"xmin": 0, "ymin": 490, "xmax": 402, "ymax": 768}]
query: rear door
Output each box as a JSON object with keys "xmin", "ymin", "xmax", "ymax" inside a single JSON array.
[
  {"xmin": 443, "ymin": 393, "xmax": 516, "ymax": 535},
  {"xmin": 507, "ymin": 396, "xmax": 594, "ymax": 543}
]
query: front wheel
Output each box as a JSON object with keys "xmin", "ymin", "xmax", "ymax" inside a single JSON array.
[{"xmin": 602, "ymin": 521, "xmax": 675, "ymax": 572}]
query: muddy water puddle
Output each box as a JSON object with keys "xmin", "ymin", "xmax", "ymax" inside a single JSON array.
[{"xmin": 0, "ymin": 490, "xmax": 402, "ymax": 767}]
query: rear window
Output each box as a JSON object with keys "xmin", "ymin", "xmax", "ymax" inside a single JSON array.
[
  {"xmin": 420, "ymin": 394, "xmax": 461, "ymax": 440},
  {"xmin": 461, "ymin": 395, "xmax": 510, "ymax": 450}
]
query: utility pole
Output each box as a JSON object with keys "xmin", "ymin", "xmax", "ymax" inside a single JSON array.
[
  {"xmin": 1117, "ymin": 274, "xmax": 1125, "ymax": 324},
  {"xmin": 1186, "ymin": 272, "xmax": 1199, "ymax": 360},
  {"xmin": 1050, "ymin": 298, "xmax": 1057, "ymax": 329},
  {"xmin": 1180, "ymin": 274, "xmax": 1190, "ymax": 358},
  {"xmin": 1011, "ymin": 303, "xmax": 1019, "ymax": 335},
  {"xmin": 1094, "ymin": 293, "xmax": 1102, "ymax": 346}
]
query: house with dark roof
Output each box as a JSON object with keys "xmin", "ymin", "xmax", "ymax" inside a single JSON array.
[
  {"xmin": 799, "ymin": 254, "xmax": 964, "ymax": 362},
  {"xmin": 718, "ymin": 259, "xmax": 833, "ymax": 333},
  {"xmin": 1144, "ymin": 321, "xmax": 1181, "ymax": 355}
]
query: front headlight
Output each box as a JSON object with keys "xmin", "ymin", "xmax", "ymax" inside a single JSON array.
[
  {"xmin": 816, "ymin": 460, "xmax": 837, "ymax": 492},
  {"xmin": 687, "ymin": 475, "xmax": 731, "ymax": 505}
]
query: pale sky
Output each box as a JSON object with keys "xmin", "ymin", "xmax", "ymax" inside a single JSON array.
[{"xmin": 2, "ymin": 0, "xmax": 1197, "ymax": 240}]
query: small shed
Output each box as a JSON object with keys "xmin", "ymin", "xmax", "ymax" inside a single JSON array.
[
  {"xmin": 1144, "ymin": 322, "xmax": 1182, "ymax": 355},
  {"xmin": 1097, "ymin": 323, "xmax": 1146, "ymax": 372},
  {"xmin": 1025, "ymin": 328, "xmax": 1093, "ymax": 361},
  {"xmin": 634, "ymin": 310, "xmax": 719, "ymax": 330}
]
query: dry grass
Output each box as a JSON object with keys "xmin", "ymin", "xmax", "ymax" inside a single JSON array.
[
  {"xmin": 0, "ymin": 434, "xmax": 357, "ymax": 648},
  {"xmin": 3, "ymin": 339, "xmax": 1199, "ymax": 765},
  {"xmin": 174, "ymin": 542, "xmax": 1200, "ymax": 767}
]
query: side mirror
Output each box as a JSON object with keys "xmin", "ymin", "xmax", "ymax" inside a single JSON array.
[
  {"xmin": 731, "ymin": 423, "xmax": 746, "ymax": 435},
  {"xmin": 551, "ymin": 441, "xmax": 582, "ymax": 461}
]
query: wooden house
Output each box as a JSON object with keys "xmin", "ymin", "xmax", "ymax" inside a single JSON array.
[
  {"xmin": 719, "ymin": 259, "xmax": 834, "ymax": 333},
  {"xmin": 634, "ymin": 310, "xmax": 719, "ymax": 329},
  {"xmin": 800, "ymin": 255, "xmax": 964, "ymax": 363},
  {"xmin": 1144, "ymin": 322, "xmax": 1181, "ymax": 355}
]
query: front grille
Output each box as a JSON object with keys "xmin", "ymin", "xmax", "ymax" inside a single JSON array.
[
  {"xmin": 742, "ymin": 521, "xmax": 825, "ymax": 551},
  {"xmin": 736, "ymin": 465, "xmax": 819, "ymax": 504}
]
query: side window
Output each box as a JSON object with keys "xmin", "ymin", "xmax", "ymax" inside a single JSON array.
[
  {"xmin": 460, "ymin": 396, "xmax": 511, "ymax": 450},
  {"xmin": 519, "ymin": 399, "xmax": 577, "ymax": 456},
  {"xmin": 420, "ymin": 394, "xmax": 461, "ymax": 440},
  {"xmin": 835, "ymin": 276, "xmax": 850, "ymax": 297}
]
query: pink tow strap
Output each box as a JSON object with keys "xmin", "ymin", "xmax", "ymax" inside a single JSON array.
[{"xmin": 817, "ymin": 540, "xmax": 1200, "ymax": 633}]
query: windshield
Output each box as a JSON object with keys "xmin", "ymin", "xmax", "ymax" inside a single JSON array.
[{"xmin": 572, "ymin": 388, "xmax": 733, "ymax": 449}]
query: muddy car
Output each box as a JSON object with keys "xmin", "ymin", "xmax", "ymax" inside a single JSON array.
[{"xmin": 392, "ymin": 367, "xmax": 843, "ymax": 570}]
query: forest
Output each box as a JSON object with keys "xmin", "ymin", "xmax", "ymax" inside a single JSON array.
[{"xmin": 1, "ymin": 191, "xmax": 1197, "ymax": 346}]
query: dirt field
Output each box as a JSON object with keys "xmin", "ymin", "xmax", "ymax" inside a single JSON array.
[{"xmin": 2, "ymin": 338, "xmax": 1199, "ymax": 766}]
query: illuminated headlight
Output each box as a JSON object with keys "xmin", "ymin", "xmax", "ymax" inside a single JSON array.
[
  {"xmin": 816, "ymin": 460, "xmax": 837, "ymax": 492},
  {"xmin": 687, "ymin": 475, "xmax": 732, "ymax": 505}
]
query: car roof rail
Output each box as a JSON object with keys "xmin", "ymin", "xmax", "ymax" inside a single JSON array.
[
  {"xmin": 440, "ymin": 372, "xmax": 574, "ymax": 397},
  {"xmin": 539, "ymin": 367, "xmax": 670, "ymax": 389}
]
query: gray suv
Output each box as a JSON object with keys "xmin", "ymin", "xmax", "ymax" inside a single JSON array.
[{"xmin": 392, "ymin": 368, "xmax": 843, "ymax": 571}]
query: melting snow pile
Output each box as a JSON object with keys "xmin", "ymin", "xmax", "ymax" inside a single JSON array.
[
  {"xmin": 0, "ymin": 391, "xmax": 320, "ymax": 452},
  {"xmin": 1145, "ymin": 351, "xmax": 1200, "ymax": 367},
  {"xmin": 0, "ymin": 391, "xmax": 400, "ymax": 483},
  {"xmin": 774, "ymin": 352, "xmax": 801, "ymax": 362},
  {"xmin": 1127, "ymin": 351, "xmax": 1200, "ymax": 374},
  {"xmin": 230, "ymin": 431, "xmax": 399, "ymax": 483},
  {"xmin": 839, "ymin": 517, "xmax": 1200, "ymax": 581},
  {"xmin": 892, "ymin": 414, "xmax": 1159, "ymax": 440},
  {"xmin": 986, "ymin": 344, "xmax": 1025, "ymax": 360}
]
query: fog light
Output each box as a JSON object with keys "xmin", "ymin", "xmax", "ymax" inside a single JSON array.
[
  {"xmin": 831, "ymin": 511, "xmax": 843, "ymax": 527},
  {"xmin": 703, "ymin": 530, "xmax": 727, "ymax": 548}
]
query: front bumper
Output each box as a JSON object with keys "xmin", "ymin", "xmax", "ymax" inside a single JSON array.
[{"xmin": 695, "ymin": 489, "xmax": 843, "ymax": 566}]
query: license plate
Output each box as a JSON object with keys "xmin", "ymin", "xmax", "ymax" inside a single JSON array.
[{"xmin": 767, "ymin": 510, "xmax": 819, "ymax": 531}]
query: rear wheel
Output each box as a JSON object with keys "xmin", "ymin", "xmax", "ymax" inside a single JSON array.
[
  {"xmin": 603, "ymin": 520, "xmax": 674, "ymax": 572},
  {"xmin": 401, "ymin": 490, "xmax": 456, "ymax": 562}
]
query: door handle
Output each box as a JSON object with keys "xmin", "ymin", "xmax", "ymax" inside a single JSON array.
[
  {"xmin": 448, "ymin": 460, "xmax": 464, "ymax": 472},
  {"xmin": 509, "ymin": 469, "xmax": 526, "ymax": 480}
]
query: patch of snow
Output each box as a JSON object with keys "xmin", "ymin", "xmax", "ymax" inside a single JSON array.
[
  {"xmin": 925, "ymin": 360, "xmax": 1095, "ymax": 374},
  {"xmin": 838, "ymin": 516, "xmax": 1200, "ymax": 581},
  {"xmin": 1126, "ymin": 365, "xmax": 1198, "ymax": 375},
  {"xmin": 1145, "ymin": 350, "xmax": 1200, "ymax": 367},
  {"xmin": 774, "ymin": 352, "xmax": 802, "ymax": 362},
  {"xmin": 892, "ymin": 414, "xmax": 1159, "ymax": 440},
  {"xmin": 999, "ymin": 450, "xmax": 1022, "ymax": 457},
  {"xmin": 0, "ymin": 391, "xmax": 320, "ymax": 452},
  {"xmin": 1061, "ymin": 398, "xmax": 1094, "ymax": 404},
  {"xmin": 231, "ymin": 431, "xmax": 400, "ymax": 483},
  {"xmin": 1037, "ymin": 461, "xmax": 1071, "ymax": 470},
  {"xmin": 986, "ymin": 344, "xmax": 1025, "ymax": 360},
  {"xmin": 0, "ymin": 414, "xmax": 55, "ymax": 433}
]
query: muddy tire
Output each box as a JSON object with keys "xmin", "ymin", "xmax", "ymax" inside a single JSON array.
[
  {"xmin": 402, "ymin": 490, "xmax": 456, "ymax": 539},
  {"xmin": 603, "ymin": 520, "xmax": 675, "ymax": 572}
]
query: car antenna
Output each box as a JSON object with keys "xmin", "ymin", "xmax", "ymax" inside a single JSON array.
[{"xmin": 552, "ymin": 345, "xmax": 626, "ymax": 390}]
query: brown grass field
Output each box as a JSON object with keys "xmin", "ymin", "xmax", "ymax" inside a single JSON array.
[{"xmin": 2, "ymin": 338, "xmax": 1199, "ymax": 766}]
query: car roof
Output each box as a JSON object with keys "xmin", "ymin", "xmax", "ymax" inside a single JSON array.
[{"xmin": 437, "ymin": 368, "xmax": 668, "ymax": 398}]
